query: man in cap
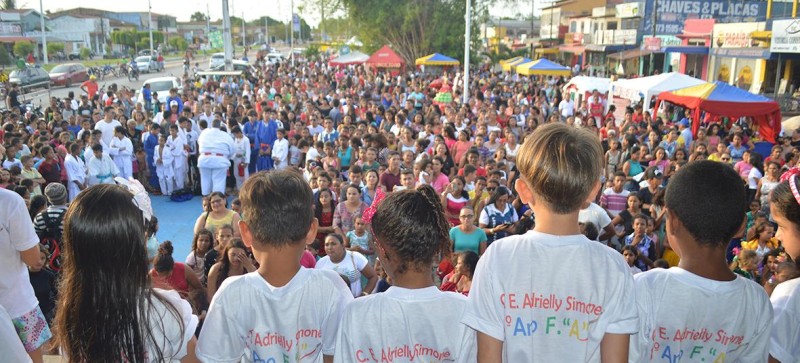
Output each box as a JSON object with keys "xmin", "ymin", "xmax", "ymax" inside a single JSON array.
[
  {"xmin": 197, "ymin": 120, "xmax": 234, "ymax": 195},
  {"xmin": 166, "ymin": 88, "xmax": 183, "ymax": 114}
]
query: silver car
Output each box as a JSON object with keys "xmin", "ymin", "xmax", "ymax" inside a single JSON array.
[{"xmin": 135, "ymin": 56, "xmax": 158, "ymax": 73}]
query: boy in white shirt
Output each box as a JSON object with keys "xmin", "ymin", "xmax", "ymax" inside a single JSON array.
[
  {"xmin": 629, "ymin": 161, "xmax": 773, "ymax": 362},
  {"xmin": 108, "ymin": 126, "xmax": 134, "ymax": 179},
  {"xmin": 462, "ymin": 123, "xmax": 638, "ymax": 362},
  {"xmin": 197, "ymin": 170, "xmax": 353, "ymax": 362},
  {"xmin": 153, "ymin": 134, "xmax": 175, "ymax": 196},
  {"xmin": 167, "ymin": 124, "xmax": 188, "ymax": 190},
  {"xmin": 272, "ymin": 128, "xmax": 289, "ymax": 170},
  {"xmin": 335, "ymin": 185, "xmax": 476, "ymax": 362}
]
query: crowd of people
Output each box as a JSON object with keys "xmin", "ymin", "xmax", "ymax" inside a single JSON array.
[{"xmin": 1, "ymin": 50, "xmax": 799, "ymax": 362}]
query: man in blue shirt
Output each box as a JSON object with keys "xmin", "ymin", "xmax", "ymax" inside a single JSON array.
[
  {"xmin": 141, "ymin": 83, "xmax": 152, "ymax": 114},
  {"xmin": 166, "ymin": 88, "xmax": 183, "ymax": 114}
]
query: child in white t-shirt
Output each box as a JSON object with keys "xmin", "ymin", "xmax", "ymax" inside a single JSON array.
[
  {"xmin": 345, "ymin": 216, "xmax": 375, "ymax": 266},
  {"xmin": 197, "ymin": 170, "xmax": 353, "ymax": 362},
  {"xmin": 335, "ymin": 185, "xmax": 476, "ymax": 362},
  {"xmin": 766, "ymin": 170, "xmax": 800, "ymax": 362},
  {"xmin": 621, "ymin": 246, "xmax": 642, "ymax": 275},
  {"xmin": 629, "ymin": 161, "xmax": 773, "ymax": 362},
  {"xmin": 462, "ymin": 123, "xmax": 638, "ymax": 362}
]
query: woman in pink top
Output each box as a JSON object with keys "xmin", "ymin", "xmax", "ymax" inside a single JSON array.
[
  {"xmin": 430, "ymin": 156, "xmax": 451, "ymax": 193},
  {"xmin": 450, "ymin": 129, "xmax": 473, "ymax": 168}
]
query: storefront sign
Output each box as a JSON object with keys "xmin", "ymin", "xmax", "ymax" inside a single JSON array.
[
  {"xmin": 711, "ymin": 47, "xmax": 770, "ymax": 59},
  {"xmin": 616, "ymin": 3, "xmax": 640, "ymax": 18},
  {"xmin": 771, "ymin": 19, "xmax": 800, "ymax": 53},
  {"xmin": 642, "ymin": 0, "xmax": 791, "ymax": 36},
  {"xmin": 613, "ymin": 29, "xmax": 637, "ymax": 45},
  {"xmin": 643, "ymin": 37, "xmax": 662, "ymax": 51},
  {"xmin": 712, "ymin": 22, "xmax": 763, "ymax": 48},
  {"xmin": 0, "ymin": 23, "xmax": 21, "ymax": 35}
]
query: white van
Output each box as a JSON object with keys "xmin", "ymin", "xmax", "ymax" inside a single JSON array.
[
  {"xmin": 266, "ymin": 52, "xmax": 285, "ymax": 65},
  {"xmin": 209, "ymin": 53, "xmax": 225, "ymax": 69}
]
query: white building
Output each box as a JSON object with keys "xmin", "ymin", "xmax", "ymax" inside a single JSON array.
[{"xmin": 46, "ymin": 15, "xmax": 111, "ymax": 55}]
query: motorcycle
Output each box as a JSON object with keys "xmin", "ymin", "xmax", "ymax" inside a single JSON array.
[
  {"xmin": 119, "ymin": 63, "xmax": 129, "ymax": 78},
  {"xmin": 100, "ymin": 64, "xmax": 116, "ymax": 79},
  {"xmin": 127, "ymin": 64, "xmax": 139, "ymax": 82}
]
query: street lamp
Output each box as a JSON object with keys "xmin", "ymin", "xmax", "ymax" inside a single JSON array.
[
  {"xmin": 463, "ymin": 0, "xmax": 471, "ymax": 104},
  {"xmin": 39, "ymin": 0, "xmax": 47, "ymax": 64},
  {"xmin": 148, "ymin": 0, "xmax": 154, "ymax": 56}
]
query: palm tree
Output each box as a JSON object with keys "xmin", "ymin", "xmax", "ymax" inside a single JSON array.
[
  {"xmin": 2, "ymin": 0, "xmax": 16, "ymax": 10},
  {"xmin": 482, "ymin": 43, "xmax": 528, "ymax": 65}
]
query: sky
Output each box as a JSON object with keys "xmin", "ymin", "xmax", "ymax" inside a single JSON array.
[{"xmin": 31, "ymin": 0, "xmax": 535, "ymax": 26}]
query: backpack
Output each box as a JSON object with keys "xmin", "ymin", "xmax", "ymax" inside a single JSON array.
[
  {"xmin": 170, "ymin": 188, "xmax": 194, "ymax": 202},
  {"xmin": 38, "ymin": 210, "xmax": 65, "ymax": 273}
]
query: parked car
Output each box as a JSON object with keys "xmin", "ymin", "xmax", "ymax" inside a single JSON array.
[
  {"xmin": 134, "ymin": 56, "xmax": 159, "ymax": 73},
  {"xmin": 68, "ymin": 50, "xmax": 95, "ymax": 60},
  {"xmin": 9, "ymin": 66, "xmax": 50, "ymax": 93},
  {"xmin": 210, "ymin": 59, "xmax": 256, "ymax": 75},
  {"xmin": 49, "ymin": 63, "xmax": 89, "ymax": 87},
  {"xmin": 135, "ymin": 76, "xmax": 182, "ymax": 106},
  {"xmin": 266, "ymin": 52, "xmax": 285, "ymax": 65},
  {"xmin": 209, "ymin": 52, "xmax": 225, "ymax": 69}
]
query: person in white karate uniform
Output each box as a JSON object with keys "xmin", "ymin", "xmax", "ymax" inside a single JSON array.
[
  {"xmin": 87, "ymin": 144, "xmax": 119, "ymax": 186},
  {"xmin": 83, "ymin": 130, "xmax": 108, "ymax": 163},
  {"xmin": 230, "ymin": 125, "xmax": 251, "ymax": 190},
  {"xmin": 271, "ymin": 128, "xmax": 289, "ymax": 170},
  {"xmin": 154, "ymin": 134, "xmax": 176, "ymax": 196},
  {"xmin": 197, "ymin": 120, "xmax": 234, "ymax": 196},
  {"xmin": 167, "ymin": 124, "xmax": 188, "ymax": 190},
  {"xmin": 64, "ymin": 143, "xmax": 86, "ymax": 201},
  {"xmin": 108, "ymin": 126, "xmax": 134, "ymax": 179}
]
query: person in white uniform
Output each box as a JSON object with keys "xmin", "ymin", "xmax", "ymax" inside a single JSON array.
[
  {"xmin": 64, "ymin": 143, "xmax": 87, "ymax": 201},
  {"xmin": 87, "ymin": 144, "xmax": 119, "ymax": 186},
  {"xmin": 230, "ymin": 125, "xmax": 251, "ymax": 190},
  {"xmin": 335, "ymin": 185, "xmax": 476, "ymax": 362},
  {"xmin": 167, "ymin": 124, "xmax": 188, "ymax": 190},
  {"xmin": 108, "ymin": 126, "xmax": 133, "ymax": 179},
  {"xmin": 154, "ymin": 134, "xmax": 175, "ymax": 196},
  {"xmin": 197, "ymin": 120, "xmax": 234, "ymax": 196},
  {"xmin": 272, "ymin": 128, "xmax": 289, "ymax": 170}
]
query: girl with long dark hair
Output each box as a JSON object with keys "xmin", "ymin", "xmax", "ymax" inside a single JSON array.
[
  {"xmin": 206, "ymin": 239, "xmax": 255, "ymax": 301},
  {"xmin": 54, "ymin": 184, "xmax": 198, "ymax": 362}
]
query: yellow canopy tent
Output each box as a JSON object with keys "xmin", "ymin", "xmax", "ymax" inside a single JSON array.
[
  {"xmin": 415, "ymin": 53, "xmax": 460, "ymax": 66},
  {"xmin": 515, "ymin": 58, "xmax": 571, "ymax": 76}
]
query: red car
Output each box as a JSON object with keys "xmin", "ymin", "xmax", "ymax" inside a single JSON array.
[{"xmin": 49, "ymin": 63, "xmax": 89, "ymax": 87}]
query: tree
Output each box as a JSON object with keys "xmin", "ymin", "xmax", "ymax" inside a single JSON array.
[
  {"xmin": 46, "ymin": 42, "xmax": 64, "ymax": 55},
  {"xmin": 13, "ymin": 41, "xmax": 33, "ymax": 58},
  {"xmin": 168, "ymin": 37, "xmax": 188, "ymax": 51},
  {"xmin": 79, "ymin": 47, "xmax": 92, "ymax": 60},
  {"xmin": 190, "ymin": 11, "xmax": 207, "ymax": 22},
  {"xmin": 1, "ymin": 0, "xmax": 15, "ymax": 10},
  {"xmin": 0, "ymin": 45, "xmax": 12, "ymax": 65},
  {"xmin": 342, "ymin": 0, "xmax": 488, "ymax": 66},
  {"xmin": 301, "ymin": 0, "xmax": 342, "ymax": 40}
]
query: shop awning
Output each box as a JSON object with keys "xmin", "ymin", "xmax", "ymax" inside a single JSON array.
[
  {"xmin": 608, "ymin": 48, "xmax": 653, "ymax": 60},
  {"xmin": 711, "ymin": 47, "xmax": 771, "ymax": 59},
  {"xmin": 0, "ymin": 36, "xmax": 36, "ymax": 43},
  {"xmin": 662, "ymin": 46, "xmax": 709, "ymax": 55},
  {"xmin": 535, "ymin": 47, "xmax": 559, "ymax": 55},
  {"xmin": 585, "ymin": 44, "xmax": 636, "ymax": 53},
  {"xmin": 558, "ymin": 45, "xmax": 585, "ymax": 54}
]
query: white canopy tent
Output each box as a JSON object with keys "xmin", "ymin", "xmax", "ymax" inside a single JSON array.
[
  {"xmin": 563, "ymin": 76, "xmax": 612, "ymax": 95},
  {"xmin": 328, "ymin": 51, "xmax": 370, "ymax": 66},
  {"xmin": 611, "ymin": 72, "xmax": 707, "ymax": 104}
]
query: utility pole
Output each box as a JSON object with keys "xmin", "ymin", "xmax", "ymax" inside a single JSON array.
[
  {"xmin": 463, "ymin": 0, "xmax": 471, "ymax": 104},
  {"xmin": 290, "ymin": 0, "xmax": 295, "ymax": 66},
  {"xmin": 264, "ymin": 16, "xmax": 269, "ymax": 45},
  {"xmin": 649, "ymin": 0, "xmax": 657, "ymax": 75},
  {"xmin": 206, "ymin": 3, "xmax": 211, "ymax": 44},
  {"xmin": 148, "ymin": 0, "xmax": 154, "ymax": 56},
  {"xmin": 242, "ymin": 12, "xmax": 246, "ymax": 49},
  {"xmin": 222, "ymin": 0, "xmax": 233, "ymax": 70},
  {"xmin": 39, "ymin": 0, "xmax": 47, "ymax": 64}
]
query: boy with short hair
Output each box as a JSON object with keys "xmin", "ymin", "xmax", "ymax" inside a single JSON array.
[
  {"xmin": 197, "ymin": 170, "xmax": 353, "ymax": 362},
  {"xmin": 628, "ymin": 160, "xmax": 773, "ymax": 362},
  {"xmin": 463, "ymin": 123, "xmax": 638, "ymax": 362},
  {"xmin": 600, "ymin": 171, "xmax": 630, "ymax": 217}
]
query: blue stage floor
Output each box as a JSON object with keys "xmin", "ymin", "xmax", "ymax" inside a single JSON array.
[{"xmin": 150, "ymin": 194, "xmax": 203, "ymax": 262}]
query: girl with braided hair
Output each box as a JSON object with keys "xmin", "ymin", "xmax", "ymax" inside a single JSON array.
[{"xmin": 333, "ymin": 184, "xmax": 476, "ymax": 362}]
